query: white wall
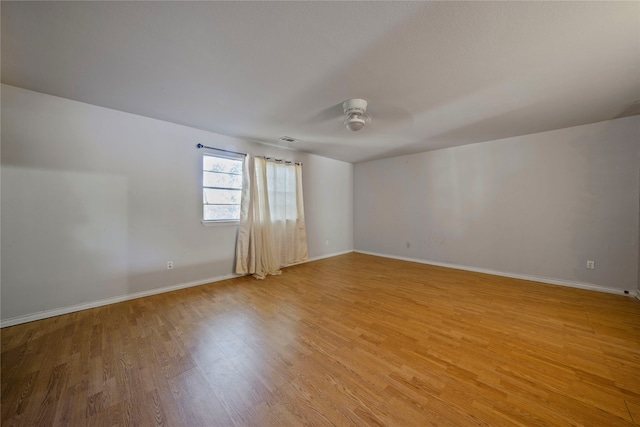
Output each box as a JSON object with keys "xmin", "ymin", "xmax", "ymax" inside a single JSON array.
[
  {"xmin": 355, "ymin": 116, "xmax": 640, "ymax": 294},
  {"xmin": 1, "ymin": 84, "xmax": 354, "ymax": 323}
]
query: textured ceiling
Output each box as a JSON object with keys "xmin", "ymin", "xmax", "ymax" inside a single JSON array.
[{"xmin": 2, "ymin": 1, "xmax": 639, "ymax": 163}]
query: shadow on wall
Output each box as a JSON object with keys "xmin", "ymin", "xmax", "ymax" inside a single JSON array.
[
  {"xmin": 568, "ymin": 118, "xmax": 639, "ymax": 291},
  {"xmin": 1, "ymin": 166, "xmax": 129, "ymax": 319},
  {"xmin": 1, "ymin": 165, "xmax": 245, "ymax": 321}
]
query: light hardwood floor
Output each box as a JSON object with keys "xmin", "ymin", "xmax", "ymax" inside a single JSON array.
[{"xmin": 2, "ymin": 252, "xmax": 640, "ymax": 426}]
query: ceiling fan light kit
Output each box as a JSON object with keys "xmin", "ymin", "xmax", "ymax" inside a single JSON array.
[
  {"xmin": 343, "ymin": 98, "xmax": 368, "ymax": 131},
  {"xmin": 345, "ymin": 115, "xmax": 366, "ymax": 131}
]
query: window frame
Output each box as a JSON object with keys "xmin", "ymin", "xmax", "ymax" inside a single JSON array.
[{"xmin": 201, "ymin": 151, "xmax": 245, "ymax": 226}]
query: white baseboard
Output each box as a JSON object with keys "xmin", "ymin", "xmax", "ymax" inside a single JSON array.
[
  {"xmin": 7, "ymin": 248, "xmax": 627, "ymax": 327},
  {"xmin": 286, "ymin": 249, "xmax": 355, "ymax": 267},
  {"xmin": 0, "ymin": 273, "xmax": 241, "ymax": 328},
  {"xmin": 354, "ymin": 250, "xmax": 636, "ymax": 297},
  {"xmin": 0, "ymin": 249, "xmax": 356, "ymax": 328},
  {"xmin": 306, "ymin": 249, "xmax": 355, "ymax": 263}
]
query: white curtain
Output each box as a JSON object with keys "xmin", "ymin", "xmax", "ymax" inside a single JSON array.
[{"xmin": 235, "ymin": 156, "xmax": 308, "ymax": 279}]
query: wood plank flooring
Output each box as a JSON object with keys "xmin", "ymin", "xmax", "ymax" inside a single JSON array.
[{"xmin": 2, "ymin": 252, "xmax": 640, "ymax": 426}]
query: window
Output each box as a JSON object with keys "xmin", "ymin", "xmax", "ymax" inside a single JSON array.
[{"xmin": 202, "ymin": 153, "xmax": 244, "ymax": 222}]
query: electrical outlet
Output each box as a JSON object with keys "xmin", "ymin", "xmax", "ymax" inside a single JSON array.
[
  {"xmin": 167, "ymin": 261, "xmax": 173, "ymax": 270},
  {"xmin": 406, "ymin": 242, "xmax": 410, "ymax": 248},
  {"xmin": 325, "ymin": 240, "xmax": 329, "ymax": 246},
  {"xmin": 586, "ymin": 260, "xmax": 595, "ymax": 270}
]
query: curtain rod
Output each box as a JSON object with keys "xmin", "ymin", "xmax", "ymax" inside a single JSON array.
[
  {"xmin": 262, "ymin": 156, "xmax": 302, "ymax": 166},
  {"xmin": 197, "ymin": 143, "xmax": 246, "ymax": 157}
]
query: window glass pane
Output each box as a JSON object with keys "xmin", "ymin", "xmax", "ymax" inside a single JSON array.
[
  {"xmin": 204, "ymin": 171, "xmax": 243, "ymax": 189},
  {"xmin": 202, "ymin": 153, "xmax": 244, "ymax": 222},
  {"xmin": 204, "ymin": 204, "xmax": 241, "ymax": 221},
  {"xmin": 203, "ymin": 188, "xmax": 241, "ymax": 205},
  {"xmin": 203, "ymin": 156, "xmax": 243, "ymax": 174}
]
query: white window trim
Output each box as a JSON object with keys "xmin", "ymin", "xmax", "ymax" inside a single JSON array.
[{"xmin": 201, "ymin": 219, "xmax": 239, "ymax": 227}]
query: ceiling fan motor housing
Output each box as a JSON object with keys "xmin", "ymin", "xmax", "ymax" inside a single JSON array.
[
  {"xmin": 343, "ymin": 98, "xmax": 367, "ymax": 116},
  {"xmin": 343, "ymin": 99, "xmax": 368, "ymax": 131}
]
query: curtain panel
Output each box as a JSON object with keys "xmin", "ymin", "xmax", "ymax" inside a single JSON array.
[{"xmin": 235, "ymin": 156, "xmax": 308, "ymax": 279}]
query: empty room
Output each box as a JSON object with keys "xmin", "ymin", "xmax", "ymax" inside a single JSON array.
[{"xmin": 1, "ymin": 1, "xmax": 639, "ymax": 426}]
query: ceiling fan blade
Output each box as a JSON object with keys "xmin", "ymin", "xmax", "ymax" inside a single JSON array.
[
  {"xmin": 307, "ymin": 103, "xmax": 344, "ymax": 123},
  {"xmin": 368, "ymin": 105, "xmax": 414, "ymax": 130}
]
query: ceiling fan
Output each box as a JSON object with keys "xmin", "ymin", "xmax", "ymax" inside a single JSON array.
[
  {"xmin": 342, "ymin": 98, "xmax": 370, "ymax": 131},
  {"xmin": 309, "ymin": 98, "xmax": 412, "ymax": 132}
]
